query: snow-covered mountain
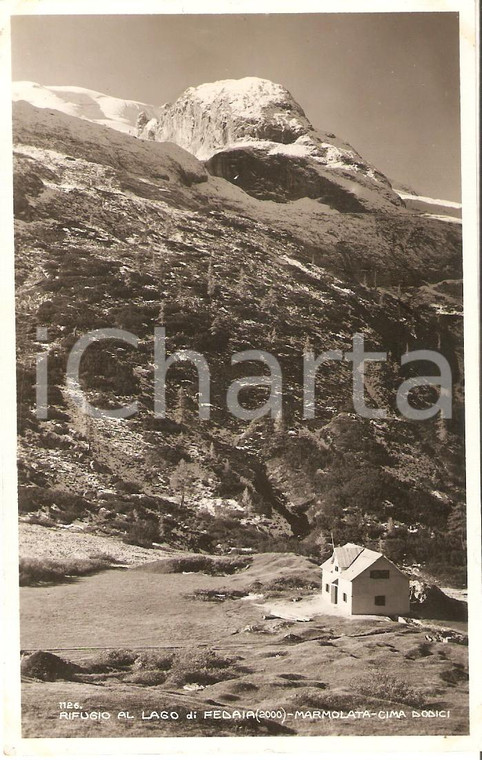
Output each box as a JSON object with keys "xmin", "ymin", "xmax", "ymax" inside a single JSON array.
[
  {"xmin": 138, "ymin": 76, "xmax": 402, "ymax": 210},
  {"xmin": 12, "ymin": 78, "xmax": 460, "ymax": 217},
  {"xmin": 12, "ymin": 81, "xmax": 161, "ymax": 135},
  {"xmin": 142, "ymin": 77, "xmax": 376, "ymax": 168}
]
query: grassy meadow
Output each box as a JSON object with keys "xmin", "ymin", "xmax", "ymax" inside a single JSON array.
[{"xmin": 21, "ymin": 552, "xmax": 469, "ymax": 737}]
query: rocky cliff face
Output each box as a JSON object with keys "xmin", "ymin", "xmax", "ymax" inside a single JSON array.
[
  {"xmin": 144, "ymin": 77, "xmax": 313, "ymax": 157},
  {"xmin": 140, "ymin": 77, "xmax": 403, "ymax": 211}
]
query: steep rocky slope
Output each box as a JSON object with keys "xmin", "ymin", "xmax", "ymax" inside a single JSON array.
[{"xmin": 13, "ymin": 97, "xmax": 465, "ymax": 579}]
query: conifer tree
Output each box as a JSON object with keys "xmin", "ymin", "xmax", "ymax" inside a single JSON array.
[
  {"xmin": 169, "ymin": 459, "xmax": 205, "ymax": 508},
  {"xmin": 158, "ymin": 299, "xmax": 165, "ymax": 325},
  {"xmin": 241, "ymin": 486, "xmax": 251, "ymax": 507},
  {"xmin": 207, "ymin": 259, "xmax": 215, "ymax": 297},
  {"xmin": 274, "ymin": 409, "xmax": 285, "ymax": 435},
  {"xmin": 238, "ymin": 266, "xmax": 246, "ymax": 289},
  {"xmin": 436, "ymin": 413, "xmax": 448, "ymax": 443},
  {"xmin": 174, "ymin": 387, "xmax": 186, "ymax": 424},
  {"xmin": 261, "ymin": 287, "xmax": 276, "ymax": 311}
]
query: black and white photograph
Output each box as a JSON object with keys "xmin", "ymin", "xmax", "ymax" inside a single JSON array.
[{"xmin": 1, "ymin": 2, "xmax": 480, "ymax": 750}]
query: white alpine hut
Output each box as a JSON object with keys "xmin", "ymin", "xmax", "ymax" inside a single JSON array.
[{"xmin": 321, "ymin": 542, "xmax": 410, "ymax": 616}]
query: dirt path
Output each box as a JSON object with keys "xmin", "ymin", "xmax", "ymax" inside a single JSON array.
[{"xmin": 258, "ymin": 593, "xmax": 387, "ymax": 622}]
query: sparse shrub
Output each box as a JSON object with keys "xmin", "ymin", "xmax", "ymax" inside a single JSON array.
[
  {"xmin": 139, "ymin": 555, "xmax": 251, "ymax": 575},
  {"xmin": 227, "ymin": 681, "xmax": 259, "ymax": 693},
  {"xmin": 406, "ymin": 641, "xmax": 433, "ymax": 659},
  {"xmin": 353, "ymin": 669, "xmax": 426, "ymax": 707},
  {"xmin": 187, "ymin": 588, "xmax": 247, "ymax": 602},
  {"xmin": 84, "ymin": 649, "xmax": 138, "ymax": 672},
  {"xmin": 261, "ymin": 575, "xmax": 321, "ymax": 594},
  {"xmin": 133, "ymin": 652, "xmax": 174, "ymax": 671},
  {"xmin": 123, "ymin": 518, "xmax": 160, "ymax": 548},
  {"xmin": 116, "ymin": 480, "xmax": 142, "ymax": 494},
  {"xmin": 285, "ymin": 688, "xmax": 353, "ymax": 712},
  {"xmin": 19, "ymin": 556, "xmax": 112, "ymax": 586},
  {"xmin": 166, "ymin": 647, "xmax": 243, "ymax": 687},
  {"xmin": 17, "ymin": 487, "xmax": 92, "ymax": 519},
  {"xmin": 124, "ymin": 670, "xmax": 168, "ymax": 686},
  {"xmin": 417, "ymin": 641, "xmax": 433, "ymax": 657},
  {"xmin": 87, "ymin": 552, "xmax": 119, "ymax": 564},
  {"xmin": 24, "ymin": 515, "xmax": 57, "ymax": 528},
  {"xmin": 217, "ymin": 692, "xmax": 240, "ymax": 703},
  {"xmin": 440, "ymin": 665, "xmax": 468, "ymax": 685},
  {"xmin": 117, "ymin": 651, "xmax": 176, "ymax": 684}
]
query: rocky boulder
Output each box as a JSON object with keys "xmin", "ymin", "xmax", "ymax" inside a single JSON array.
[
  {"xmin": 410, "ymin": 580, "xmax": 467, "ymax": 622},
  {"xmin": 21, "ymin": 651, "xmax": 82, "ymax": 681}
]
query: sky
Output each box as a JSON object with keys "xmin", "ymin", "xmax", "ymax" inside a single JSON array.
[{"xmin": 11, "ymin": 13, "xmax": 461, "ymax": 201}]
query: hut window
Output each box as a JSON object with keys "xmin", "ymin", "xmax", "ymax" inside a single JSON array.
[
  {"xmin": 370, "ymin": 569, "xmax": 390, "ymax": 579},
  {"xmin": 374, "ymin": 595, "xmax": 386, "ymax": 606}
]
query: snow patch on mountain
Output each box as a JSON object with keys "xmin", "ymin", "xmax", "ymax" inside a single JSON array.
[
  {"xmin": 394, "ymin": 190, "xmax": 461, "ymax": 209},
  {"xmin": 181, "ymin": 77, "xmax": 295, "ymax": 121},
  {"xmin": 393, "ymin": 188, "xmax": 462, "ymax": 221},
  {"xmin": 12, "ymin": 81, "xmax": 161, "ymax": 135},
  {"xmin": 144, "ymin": 77, "xmax": 382, "ymax": 174},
  {"xmin": 12, "ymin": 77, "xmax": 403, "ymax": 210}
]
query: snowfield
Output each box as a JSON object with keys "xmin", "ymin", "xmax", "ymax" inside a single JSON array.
[
  {"xmin": 394, "ymin": 190, "xmax": 462, "ymax": 209},
  {"xmin": 12, "ymin": 81, "xmax": 161, "ymax": 135}
]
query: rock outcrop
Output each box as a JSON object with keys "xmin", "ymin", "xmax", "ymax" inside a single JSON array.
[
  {"xmin": 21, "ymin": 651, "xmax": 82, "ymax": 681},
  {"xmin": 410, "ymin": 580, "xmax": 467, "ymax": 622},
  {"xmin": 140, "ymin": 77, "xmax": 403, "ymax": 210}
]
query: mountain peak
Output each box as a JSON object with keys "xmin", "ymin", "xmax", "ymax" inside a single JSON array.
[
  {"xmin": 142, "ymin": 76, "xmax": 402, "ymax": 210},
  {"xmin": 150, "ymin": 76, "xmax": 310, "ymax": 160},
  {"xmin": 182, "ymin": 76, "xmax": 299, "ymax": 110}
]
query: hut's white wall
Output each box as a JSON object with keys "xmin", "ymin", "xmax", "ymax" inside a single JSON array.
[
  {"xmin": 350, "ymin": 556, "xmax": 410, "ymax": 615},
  {"xmin": 321, "ymin": 557, "xmax": 336, "ymax": 597},
  {"xmin": 338, "ymin": 577, "xmax": 353, "ymax": 613},
  {"xmin": 321, "ymin": 559, "xmax": 353, "ymax": 613}
]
